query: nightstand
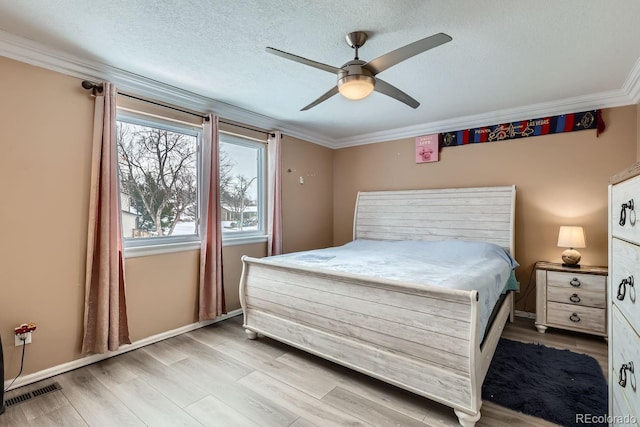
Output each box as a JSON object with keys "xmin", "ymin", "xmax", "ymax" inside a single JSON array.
[{"xmin": 535, "ymin": 261, "xmax": 608, "ymax": 337}]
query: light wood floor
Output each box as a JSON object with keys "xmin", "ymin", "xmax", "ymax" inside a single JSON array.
[{"xmin": 1, "ymin": 315, "xmax": 607, "ymax": 427}]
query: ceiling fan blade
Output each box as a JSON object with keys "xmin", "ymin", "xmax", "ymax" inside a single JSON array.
[
  {"xmin": 301, "ymin": 86, "xmax": 339, "ymax": 111},
  {"xmin": 266, "ymin": 47, "xmax": 343, "ymax": 74},
  {"xmin": 364, "ymin": 33, "xmax": 452, "ymax": 75},
  {"xmin": 374, "ymin": 78, "xmax": 420, "ymax": 109}
]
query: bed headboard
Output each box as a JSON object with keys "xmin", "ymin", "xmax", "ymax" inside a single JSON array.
[{"xmin": 353, "ymin": 185, "xmax": 516, "ymax": 256}]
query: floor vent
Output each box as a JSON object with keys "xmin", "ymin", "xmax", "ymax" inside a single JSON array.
[{"xmin": 4, "ymin": 383, "xmax": 62, "ymax": 408}]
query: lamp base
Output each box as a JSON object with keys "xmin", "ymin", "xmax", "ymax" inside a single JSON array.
[
  {"xmin": 561, "ymin": 263, "xmax": 581, "ymax": 268},
  {"xmin": 561, "ymin": 248, "xmax": 582, "ymax": 266}
]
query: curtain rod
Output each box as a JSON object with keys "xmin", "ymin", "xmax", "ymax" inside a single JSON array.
[
  {"xmin": 220, "ymin": 121, "xmax": 275, "ymax": 137},
  {"xmin": 81, "ymin": 80, "xmax": 276, "ymax": 136}
]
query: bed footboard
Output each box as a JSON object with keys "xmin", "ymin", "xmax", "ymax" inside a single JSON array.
[{"xmin": 239, "ymin": 256, "xmax": 512, "ymax": 425}]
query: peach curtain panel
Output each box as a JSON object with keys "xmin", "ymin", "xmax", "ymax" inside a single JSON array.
[
  {"xmin": 267, "ymin": 131, "xmax": 283, "ymax": 256},
  {"xmin": 199, "ymin": 114, "xmax": 225, "ymax": 321},
  {"xmin": 82, "ymin": 82, "xmax": 131, "ymax": 354}
]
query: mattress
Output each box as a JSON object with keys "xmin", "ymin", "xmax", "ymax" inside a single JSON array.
[{"xmin": 262, "ymin": 239, "xmax": 519, "ymax": 341}]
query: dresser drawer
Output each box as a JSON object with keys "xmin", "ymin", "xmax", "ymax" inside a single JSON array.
[
  {"xmin": 546, "ymin": 302, "xmax": 606, "ymax": 334},
  {"xmin": 612, "ymin": 173, "xmax": 640, "ymax": 245},
  {"xmin": 612, "ymin": 306, "xmax": 640, "ymax": 422},
  {"xmin": 547, "ymin": 286, "xmax": 605, "ymax": 308},
  {"xmin": 612, "ymin": 238, "xmax": 640, "ymax": 330},
  {"xmin": 547, "ymin": 270, "xmax": 606, "ymax": 292},
  {"xmin": 611, "ymin": 380, "xmax": 639, "ymax": 427}
]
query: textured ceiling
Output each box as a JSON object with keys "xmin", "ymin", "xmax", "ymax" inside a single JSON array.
[{"xmin": 1, "ymin": 0, "xmax": 639, "ymax": 147}]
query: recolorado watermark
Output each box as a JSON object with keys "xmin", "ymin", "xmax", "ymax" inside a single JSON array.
[{"xmin": 576, "ymin": 413, "xmax": 637, "ymax": 424}]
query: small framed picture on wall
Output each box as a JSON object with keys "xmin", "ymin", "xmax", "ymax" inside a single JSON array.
[{"xmin": 415, "ymin": 134, "xmax": 439, "ymax": 163}]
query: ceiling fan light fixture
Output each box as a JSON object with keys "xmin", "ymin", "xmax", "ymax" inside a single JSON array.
[{"xmin": 338, "ymin": 74, "xmax": 375, "ymax": 100}]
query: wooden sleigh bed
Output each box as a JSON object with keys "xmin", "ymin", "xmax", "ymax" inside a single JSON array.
[{"xmin": 239, "ymin": 186, "xmax": 517, "ymax": 427}]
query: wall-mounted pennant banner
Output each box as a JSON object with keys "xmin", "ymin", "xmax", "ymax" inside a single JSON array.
[{"xmin": 441, "ymin": 110, "xmax": 602, "ymax": 147}]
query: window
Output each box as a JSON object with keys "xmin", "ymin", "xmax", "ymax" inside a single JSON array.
[
  {"xmin": 116, "ymin": 112, "xmax": 201, "ymax": 248},
  {"xmin": 116, "ymin": 110, "xmax": 267, "ymax": 253},
  {"xmin": 220, "ymin": 134, "xmax": 266, "ymax": 240}
]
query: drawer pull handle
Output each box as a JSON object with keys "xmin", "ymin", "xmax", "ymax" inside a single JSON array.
[
  {"xmin": 569, "ymin": 293, "xmax": 581, "ymax": 303},
  {"xmin": 569, "ymin": 278, "xmax": 581, "ymax": 287},
  {"xmin": 569, "ymin": 312, "xmax": 580, "ymax": 322},
  {"xmin": 619, "ymin": 198, "xmax": 636, "ymax": 226},
  {"xmin": 619, "ymin": 361, "xmax": 636, "ymax": 392},
  {"xmin": 617, "ymin": 275, "xmax": 635, "ymax": 302}
]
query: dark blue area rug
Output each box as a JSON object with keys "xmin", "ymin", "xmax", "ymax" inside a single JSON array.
[{"xmin": 482, "ymin": 338, "xmax": 608, "ymax": 427}]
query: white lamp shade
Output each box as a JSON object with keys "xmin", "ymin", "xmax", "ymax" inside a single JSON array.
[
  {"xmin": 338, "ymin": 75, "xmax": 375, "ymax": 100},
  {"xmin": 557, "ymin": 226, "xmax": 586, "ymax": 249}
]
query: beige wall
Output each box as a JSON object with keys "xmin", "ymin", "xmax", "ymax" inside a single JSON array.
[
  {"xmin": 118, "ymin": 244, "xmax": 268, "ymax": 343},
  {"xmin": 282, "ymin": 136, "xmax": 334, "ymax": 253},
  {"xmin": 0, "ymin": 56, "xmax": 333, "ymax": 380},
  {"xmin": 0, "ymin": 57, "xmax": 94, "ymax": 378},
  {"xmin": 125, "ymin": 251, "xmax": 200, "ymax": 341},
  {"xmin": 333, "ymin": 106, "xmax": 638, "ymax": 312}
]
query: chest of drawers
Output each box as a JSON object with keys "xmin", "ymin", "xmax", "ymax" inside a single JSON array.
[
  {"xmin": 609, "ymin": 163, "xmax": 640, "ymax": 425},
  {"xmin": 535, "ymin": 262, "xmax": 607, "ymax": 336}
]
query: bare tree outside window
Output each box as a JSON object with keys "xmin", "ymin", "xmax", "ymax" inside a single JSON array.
[
  {"xmin": 224, "ymin": 175, "xmax": 257, "ymax": 231},
  {"xmin": 117, "ymin": 120, "xmax": 199, "ymax": 239},
  {"xmin": 116, "ymin": 115, "xmax": 265, "ymax": 244},
  {"xmin": 220, "ymin": 139, "xmax": 262, "ymax": 233}
]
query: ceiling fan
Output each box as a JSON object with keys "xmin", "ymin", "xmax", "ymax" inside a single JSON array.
[{"xmin": 266, "ymin": 31, "xmax": 452, "ymax": 111}]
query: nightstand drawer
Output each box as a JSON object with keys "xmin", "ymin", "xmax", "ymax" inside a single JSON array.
[
  {"xmin": 547, "ymin": 302, "xmax": 606, "ymax": 334},
  {"xmin": 547, "ymin": 286, "xmax": 605, "ymax": 308},
  {"xmin": 611, "ymin": 238, "xmax": 640, "ymax": 331},
  {"xmin": 535, "ymin": 262, "xmax": 607, "ymax": 336},
  {"xmin": 547, "ymin": 271, "xmax": 606, "ymax": 292},
  {"xmin": 612, "ymin": 173, "xmax": 640, "ymax": 245}
]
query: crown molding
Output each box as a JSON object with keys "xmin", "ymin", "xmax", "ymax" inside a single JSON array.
[
  {"xmin": 0, "ymin": 30, "xmax": 337, "ymax": 148},
  {"xmin": 623, "ymin": 56, "xmax": 640, "ymax": 104},
  {"xmin": 332, "ymin": 56, "xmax": 640, "ymax": 148},
  {"xmin": 1, "ymin": 29, "xmax": 637, "ymax": 151},
  {"xmin": 332, "ymin": 88, "xmax": 634, "ymax": 148}
]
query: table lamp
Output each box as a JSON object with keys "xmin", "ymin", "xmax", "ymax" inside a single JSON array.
[{"xmin": 557, "ymin": 226, "xmax": 586, "ymax": 267}]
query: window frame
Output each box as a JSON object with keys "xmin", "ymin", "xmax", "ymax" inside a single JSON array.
[
  {"xmin": 116, "ymin": 110, "xmax": 203, "ymax": 253},
  {"xmin": 115, "ymin": 109, "xmax": 269, "ymax": 257},
  {"xmin": 219, "ymin": 132, "xmax": 267, "ymax": 246}
]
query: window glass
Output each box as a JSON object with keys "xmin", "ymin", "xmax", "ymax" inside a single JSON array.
[
  {"xmin": 220, "ymin": 135, "xmax": 265, "ymax": 236},
  {"xmin": 116, "ymin": 115, "xmax": 200, "ymax": 245}
]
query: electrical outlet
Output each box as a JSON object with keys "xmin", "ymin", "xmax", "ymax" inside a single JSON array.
[{"xmin": 15, "ymin": 332, "xmax": 32, "ymax": 346}]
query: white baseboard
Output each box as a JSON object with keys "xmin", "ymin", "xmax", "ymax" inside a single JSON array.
[
  {"xmin": 3, "ymin": 309, "xmax": 243, "ymax": 391},
  {"xmin": 514, "ymin": 310, "xmax": 536, "ymax": 319},
  {"xmin": 4, "ymin": 307, "xmax": 536, "ymax": 391}
]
